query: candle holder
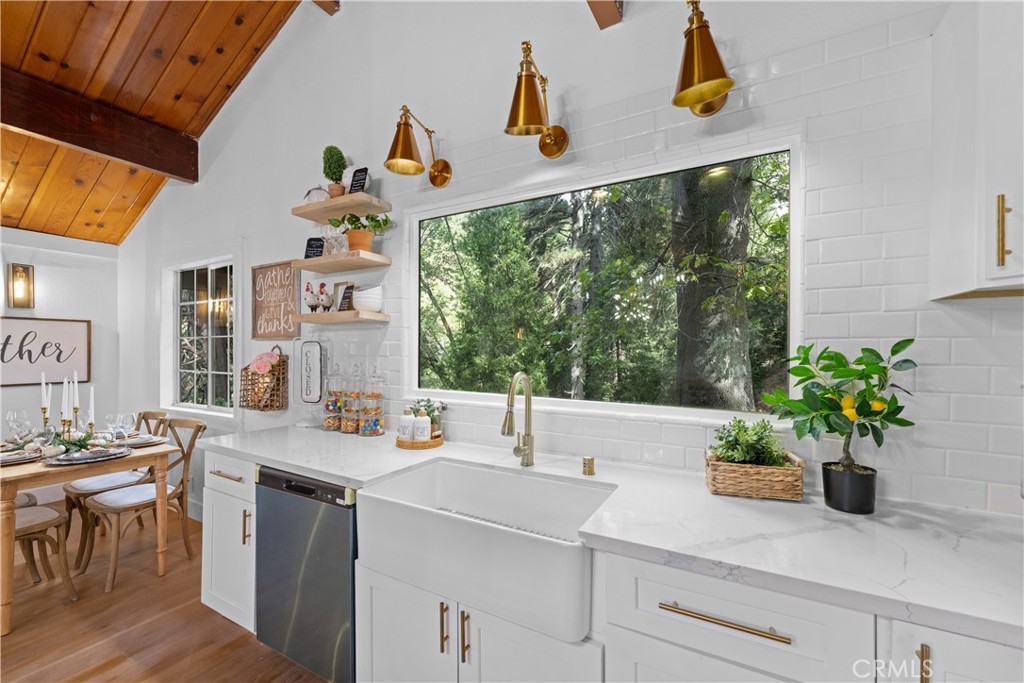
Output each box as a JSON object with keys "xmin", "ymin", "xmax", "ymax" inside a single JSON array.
[
  {"xmin": 74, "ymin": 406, "xmax": 79, "ymax": 431},
  {"xmin": 61, "ymin": 418, "xmax": 72, "ymax": 441},
  {"xmin": 41, "ymin": 406, "xmax": 49, "ymax": 428},
  {"xmin": 87, "ymin": 421, "xmax": 95, "ymax": 435}
]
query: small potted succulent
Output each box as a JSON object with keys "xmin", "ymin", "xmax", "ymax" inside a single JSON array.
[
  {"xmin": 763, "ymin": 340, "xmax": 917, "ymax": 515},
  {"xmin": 323, "ymin": 145, "xmax": 348, "ymax": 198},
  {"xmin": 328, "ymin": 213, "xmax": 391, "ymax": 252},
  {"xmin": 705, "ymin": 418, "xmax": 804, "ymax": 501}
]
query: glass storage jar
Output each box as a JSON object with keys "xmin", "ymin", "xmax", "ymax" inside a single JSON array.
[
  {"xmin": 340, "ymin": 363, "xmax": 363, "ymax": 434},
  {"xmin": 359, "ymin": 367, "xmax": 385, "ymax": 437},
  {"xmin": 322, "ymin": 364, "xmax": 344, "ymax": 431}
]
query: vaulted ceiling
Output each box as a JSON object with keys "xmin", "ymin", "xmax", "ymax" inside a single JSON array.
[{"xmin": 0, "ymin": 0, "xmax": 299, "ymax": 245}]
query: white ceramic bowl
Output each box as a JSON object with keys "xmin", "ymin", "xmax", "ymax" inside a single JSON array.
[{"xmin": 352, "ymin": 286, "xmax": 384, "ymax": 312}]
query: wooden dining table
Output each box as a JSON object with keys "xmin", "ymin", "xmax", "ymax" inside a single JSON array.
[{"xmin": 0, "ymin": 442, "xmax": 181, "ymax": 635}]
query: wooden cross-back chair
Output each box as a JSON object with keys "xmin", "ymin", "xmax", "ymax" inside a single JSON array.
[
  {"xmin": 81, "ymin": 418, "xmax": 207, "ymax": 592},
  {"xmin": 64, "ymin": 410, "xmax": 169, "ymax": 568}
]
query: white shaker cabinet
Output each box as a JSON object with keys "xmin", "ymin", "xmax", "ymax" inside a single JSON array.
[
  {"xmin": 200, "ymin": 452, "xmax": 258, "ymax": 632},
  {"xmin": 355, "ymin": 563, "xmax": 602, "ymax": 683},
  {"xmin": 884, "ymin": 620, "xmax": 1023, "ymax": 683},
  {"xmin": 930, "ymin": 1, "xmax": 1024, "ymax": 299}
]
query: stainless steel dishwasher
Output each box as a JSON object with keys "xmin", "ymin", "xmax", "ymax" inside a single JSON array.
[{"xmin": 256, "ymin": 466, "xmax": 356, "ymax": 683}]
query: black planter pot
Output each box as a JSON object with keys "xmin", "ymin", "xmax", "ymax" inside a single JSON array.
[{"xmin": 821, "ymin": 462, "xmax": 877, "ymax": 514}]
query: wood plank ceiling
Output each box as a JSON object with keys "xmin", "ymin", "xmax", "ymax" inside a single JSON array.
[{"xmin": 0, "ymin": 1, "xmax": 299, "ymax": 244}]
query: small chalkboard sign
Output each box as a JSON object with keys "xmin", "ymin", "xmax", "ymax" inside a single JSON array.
[
  {"xmin": 348, "ymin": 167, "xmax": 369, "ymax": 195},
  {"xmin": 304, "ymin": 237, "xmax": 324, "ymax": 259}
]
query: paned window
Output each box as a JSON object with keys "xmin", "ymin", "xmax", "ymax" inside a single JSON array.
[{"xmin": 177, "ymin": 264, "xmax": 234, "ymax": 409}]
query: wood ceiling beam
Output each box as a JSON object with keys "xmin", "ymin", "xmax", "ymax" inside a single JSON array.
[
  {"xmin": 587, "ymin": 0, "xmax": 623, "ymax": 30},
  {"xmin": 0, "ymin": 67, "xmax": 198, "ymax": 184},
  {"xmin": 311, "ymin": 1, "xmax": 340, "ymax": 17}
]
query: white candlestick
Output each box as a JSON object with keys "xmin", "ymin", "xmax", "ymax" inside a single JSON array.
[
  {"xmin": 73, "ymin": 371, "xmax": 80, "ymax": 409},
  {"xmin": 40, "ymin": 371, "xmax": 46, "ymax": 408},
  {"xmin": 46, "ymin": 384, "xmax": 52, "ymax": 413},
  {"xmin": 63, "ymin": 379, "xmax": 69, "ymax": 419}
]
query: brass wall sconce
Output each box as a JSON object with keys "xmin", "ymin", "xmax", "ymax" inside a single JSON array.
[
  {"xmin": 6, "ymin": 263, "xmax": 34, "ymax": 308},
  {"xmin": 673, "ymin": 0, "xmax": 734, "ymax": 118},
  {"xmin": 505, "ymin": 41, "xmax": 569, "ymax": 159},
  {"xmin": 384, "ymin": 105, "xmax": 453, "ymax": 188}
]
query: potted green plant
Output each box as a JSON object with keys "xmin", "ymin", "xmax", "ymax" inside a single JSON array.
[
  {"xmin": 329, "ymin": 213, "xmax": 391, "ymax": 252},
  {"xmin": 323, "ymin": 145, "xmax": 348, "ymax": 198},
  {"xmin": 763, "ymin": 340, "xmax": 917, "ymax": 515},
  {"xmin": 705, "ymin": 418, "xmax": 804, "ymax": 501}
]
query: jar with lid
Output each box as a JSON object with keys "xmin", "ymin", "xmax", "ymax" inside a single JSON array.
[
  {"xmin": 341, "ymin": 363, "xmax": 364, "ymax": 434},
  {"xmin": 322, "ymin": 364, "xmax": 344, "ymax": 431},
  {"xmin": 359, "ymin": 366, "xmax": 385, "ymax": 437}
]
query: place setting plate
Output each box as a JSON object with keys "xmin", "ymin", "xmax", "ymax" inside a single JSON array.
[
  {"xmin": 43, "ymin": 447, "xmax": 132, "ymax": 466},
  {"xmin": 117, "ymin": 435, "xmax": 169, "ymax": 448},
  {"xmin": 0, "ymin": 451, "xmax": 43, "ymax": 467}
]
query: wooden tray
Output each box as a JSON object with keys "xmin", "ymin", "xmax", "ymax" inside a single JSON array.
[{"xmin": 396, "ymin": 436, "xmax": 444, "ymax": 450}]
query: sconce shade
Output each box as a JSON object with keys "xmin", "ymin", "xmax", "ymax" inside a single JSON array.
[
  {"xmin": 384, "ymin": 116, "xmax": 425, "ymax": 176},
  {"xmin": 672, "ymin": 2, "xmax": 734, "ymax": 109},
  {"xmin": 6, "ymin": 263, "xmax": 34, "ymax": 308},
  {"xmin": 506, "ymin": 70, "xmax": 548, "ymax": 135}
]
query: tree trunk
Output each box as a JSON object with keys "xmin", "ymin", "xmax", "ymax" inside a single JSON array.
[
  {"xmin": 569, "ymin": 193, "xmax": 586, "ymax": 400},
  {"xmin": 670, "ymin": 160, "xmax": 756, "ymax": 410}
]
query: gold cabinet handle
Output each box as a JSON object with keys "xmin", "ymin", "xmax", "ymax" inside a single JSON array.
[
  {"xmin": 916, "ymin": 643, "xmax": 931, "ymax": 683},
  {"xmin": 210, "ymin": 469, "xmax": 243, "ymax": 483},
  {"xmin": 439, "ymin": 602, "xmax": 449, "ymax": 653},
  {"xmin": 658, "ymin": 601, "xmax": 792, "ymax": 645},
  {"xmin": 459, "ymin": 610, "xmax": 470, "ymax": 663},
  {"xmin": 241, "ymin": 509, "xmax": 252, "ymax": 545},
  {"xmin": 998, "ymin": 194, "xmax": 1013, "ymax": 266}
]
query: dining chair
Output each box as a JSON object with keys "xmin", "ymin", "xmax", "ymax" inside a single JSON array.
[
  {"xmin": 64, "ymin": 411, "xmax": 169, "ymax": 568},
  {"xmin": 80, "ymin": 418, "xmax": 206, "ymax": 592},
  {"xmin": 15, "ymin": 506, "xmax": 78, "ymax": 601}
]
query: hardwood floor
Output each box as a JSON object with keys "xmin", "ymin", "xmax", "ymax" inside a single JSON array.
[{"xmin": 1, "ymin": 503, "xmax": 324, "ymax": 683}]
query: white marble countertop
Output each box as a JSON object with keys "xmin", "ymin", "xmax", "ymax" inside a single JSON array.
[{"xmin": 202, "ymin": 426, "xmax": 1023, "ymax": 648}]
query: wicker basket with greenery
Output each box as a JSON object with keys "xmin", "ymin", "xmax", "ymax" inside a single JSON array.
[{"xmin": 705, "ymin": 418, "xmax": 804, "ymax": 501}]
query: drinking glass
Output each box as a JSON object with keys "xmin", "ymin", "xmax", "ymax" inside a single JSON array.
[
  {"xmin": 5, "ymin": 410, "xmax": 32, "ymax": 441},
  {"xmin": 105, "ymin": 413, "xmax": 120, "ymax": 440},
  {"xmin": 119, "ymin": 413, "xmax": 136, "ymax": 439},
  {"xmin": 32, "ymin": 424, "xmax": 56, "ymax": 451}
]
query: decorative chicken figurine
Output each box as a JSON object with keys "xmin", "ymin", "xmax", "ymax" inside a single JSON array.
[
  {"xmin": 317, "ymin": 282, "xmax": 334, "ymax": 313},
  {"xmin": 304, "ymin": 282, "xmax": 320, "ymax": 313}
]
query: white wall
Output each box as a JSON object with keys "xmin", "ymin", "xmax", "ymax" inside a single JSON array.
[{"xmin": 123, "ymin": 1, "xmax": 1022, "ymax": 514}]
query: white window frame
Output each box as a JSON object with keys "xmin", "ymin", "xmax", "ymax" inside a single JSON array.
[
  {"xmin": 403, "ymin": 131, "xmax": 805, "ymax": 425},
  {"xmin": 159, "ymin": 246, "xmax": 242, "ymax": 425}
]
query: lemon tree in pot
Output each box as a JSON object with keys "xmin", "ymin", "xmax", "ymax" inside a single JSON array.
[
  {"xmin": 762, "ymin": 340, "xmax": 917, "ymax": 514},
  {"xmin": 323, "ymin": 145, "xmax": 348, "ymax": 198}
]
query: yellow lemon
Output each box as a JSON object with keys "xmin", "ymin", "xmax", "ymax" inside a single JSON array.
[
  {"xmin": 870, "ymin": 400, "xmax": 887, "ymax": 412},
  {"xmin": 840, "ymin": 396, "xmax": 855, "ymax": 409},
  {"xmin": 842, "ymin": 408, "xmax": 859, "ymax": 422}
]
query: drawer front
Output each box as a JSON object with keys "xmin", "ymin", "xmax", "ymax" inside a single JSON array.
[
  {"xmin": 204, "ymin": 450, "xmax": 257, "ymax": 502},
  {"xmin": 888, "ymin": 620, "xmax": 1023, "ymax": 683},
  {"xmin": 605, "ymin": 555, "xmax": 873, "ymax": 682}
]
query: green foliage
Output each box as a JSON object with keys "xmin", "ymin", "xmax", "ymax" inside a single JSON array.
[
  {"xmin": 322, "ymin": 145, "xmax": 348, "ymax": 184},
  {"xmin": 409, "ymin": 398, "xmax": 446, "ymax": 425},
  {"xmin": 54, "ymin": 432, "xmax": 91, "ymax": 453},
  {"xmin": 710, "ymin": 418, "xmax": 790, "ymax": 467},
  {"xmin": 328, "ymin": 213, "xmax": 392, "ymax": 234},
  {"xmin": 418, "ymin": 153, "xmax": 791, "ymax": 410},
  {"xmin": 762, "ymin": 341, "xmax": 918, "ymax": 461}
]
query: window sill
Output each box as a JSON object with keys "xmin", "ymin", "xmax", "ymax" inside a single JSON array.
[{"xmin": 162, "ymin": 404, "xmax": 239, "ymax": 432}]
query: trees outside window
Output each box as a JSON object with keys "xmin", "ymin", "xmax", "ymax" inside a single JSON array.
[
  {"xmin": 177, "ymin": 263, "xmax": 234, "ymax": 410},
  {"xmin": 419, "ymin": 151, "xmax": 790, "ymax": 413}
]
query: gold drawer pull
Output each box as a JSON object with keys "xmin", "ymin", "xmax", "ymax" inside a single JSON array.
[
  {"xmin": 209, "ymin": 469, "xmax": 243, "ymax": 483},
  {"xmin": 241, "ymin": 509, "xmax": 252, "ymax": 545},
  {"xmin": 997, "ymin": 194, "xmax": 1013, "ymax": 267},
  {"xmin": 916, "ymin": 643, "xmax": 931, "ymax": 683},
  {"xmin": 460, "ymin": 610, "xmax": 470, "ymax": 663},
  {"xmin": 439, "ymin": 602, "xmax": 449, "ymax": 653},
  {"xmin": 658, "ymin": 601, "xmax": 792, "ymax": 645}
]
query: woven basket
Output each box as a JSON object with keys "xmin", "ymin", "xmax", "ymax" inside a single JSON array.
[
  {"xmin": 705, "ymin": 451, "xmax": 804, "ymax": 502},
  {"xmin": 240, "ymin": 345, "xmax": 288, "ymax": 412}
]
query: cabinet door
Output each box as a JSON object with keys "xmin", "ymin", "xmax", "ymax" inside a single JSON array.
[
  {"xmin": 355, "ymin": 563, "xmax": 455, "ymax": 682},
  {"xmin": 981, "ymin": 1, "xmax": 1024, "ymax": 282},
  {"xmin": 457, "ymin": 605, "xmax": 603, "ymax": 683},
  {"xmin": 889, "ymin": 621, "xmax": 1023, "ymax": 683},
  {"xmin": 606, "ymin": 624, "xmax": 783, "ymax": 683},
  {"xmin": 200, "ymin": 487, "xmax": 255, "ymax": 631}
]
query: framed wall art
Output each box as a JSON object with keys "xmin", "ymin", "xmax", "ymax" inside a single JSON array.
[
  {"xmin": 251, "ymin": 261, "xmax": 299, "ymax": 340},
  {"xmin": 1, "ymin": 317, "xmax": 91, "ymax": 386}
]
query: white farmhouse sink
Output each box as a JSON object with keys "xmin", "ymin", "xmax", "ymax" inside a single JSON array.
[{"xmin": 357, "ymin": 459, "xmax": 616, "ymax": 642}]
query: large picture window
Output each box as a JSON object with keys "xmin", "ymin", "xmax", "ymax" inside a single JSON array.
[
  {"xmin": 176, "ymin": 263, "xmax": 234, "ymax": 410},
  {"xmin": 419, "ymin": 151, "xmax": 790, "ymax": 413}
]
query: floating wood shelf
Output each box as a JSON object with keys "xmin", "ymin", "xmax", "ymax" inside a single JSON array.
[
  {"xmin": 291, "ymin": 310, "xmax": 389, "ymax": 325},
  {"xmin": 291, "ymin": 192, "xmax": 392, "ymax": 223},
  {"xmin": 290, "ymin": 250, "xmax": 391, "ymax": 274}
]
